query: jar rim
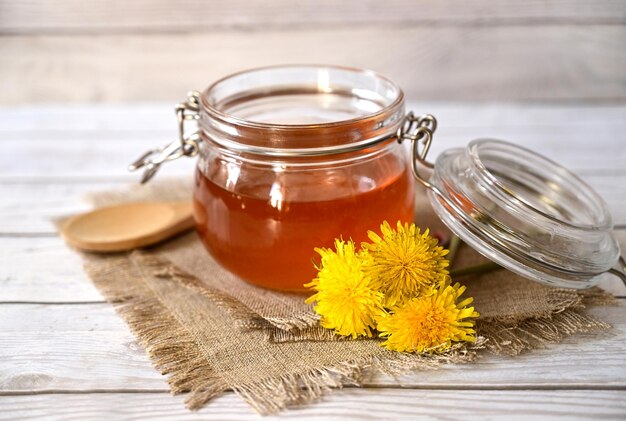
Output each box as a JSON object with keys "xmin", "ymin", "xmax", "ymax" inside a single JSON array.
[
  {"xmin": 466, "ymin": 139, "xmax": 612, "ymax": 231},
  {"xmin": 200, "ymin": 64, "xmax": 405, "ymax": 129},
  {"xmin": 197, "ymin": 65, "xmax": 406, "ymax": 155}
]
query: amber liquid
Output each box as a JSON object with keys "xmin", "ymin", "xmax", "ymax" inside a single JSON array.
[{"xmin": 193, "ymin": 154, "xmax": 415, "ymax": 291}]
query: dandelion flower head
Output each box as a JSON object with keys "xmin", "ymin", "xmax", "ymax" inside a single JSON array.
[
  {"xmin": 377, "ymin": 282, "xmax": 479, "ymax": 353},
  {"xmin": 305, "ymin": 239, "xmax": 383, "ymax": 338},
  {"xmin": 362, "ymin": 221, "xmax": 450, "ymax": 308}
]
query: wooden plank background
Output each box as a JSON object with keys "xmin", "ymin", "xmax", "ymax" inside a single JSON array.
[
  {"xmin": 2, "ymin": 1, "xmax": 626, "ymax": 33},
  {"xmin": 4, "ymin": 390, "xmax": 625, "ymax": 420},
  {"xmin": 1, "ymin": 0, "xmax": 625, "ymax": 104}
]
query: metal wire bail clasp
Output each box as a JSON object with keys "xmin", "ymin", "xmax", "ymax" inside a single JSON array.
[
  {"xmin": 397, "ymin": 112, "xmax": 438, "ymax": 187},
  {"xmin": 397, "ymin": 112, "xmax": 464, "ymax": 216},
  {"xmin": 129, "ymin": 91, "xmax": 202, "ymax": 183}
]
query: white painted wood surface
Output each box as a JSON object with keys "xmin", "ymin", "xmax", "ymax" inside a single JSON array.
[
  {"xmin": 1, "ymin": 0, "xmax": 625, "ymax": 104},
  {"xmin": 2, "ymin": 26, "xmax": 626, "ymax": 104},
  {"xmin": 2, "ymin": 0, "xmax": 625, "ymax": 34},
  {"xmin": 2, "ymin": 103, "xmax": 625, "ymax": 178},
  {"xmin": 2, "ymin": 390, "xmax": 626, "ymax": 421},
  {"xmin": 0, "ymin": 103, "xmax": 625, "ymax": 419}
]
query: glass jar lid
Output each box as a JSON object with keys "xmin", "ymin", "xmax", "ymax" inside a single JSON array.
[{"xmin": 417, "ymin": 138, "xmax": 622, "ymax": 289}]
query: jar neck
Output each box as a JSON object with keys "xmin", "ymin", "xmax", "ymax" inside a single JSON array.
[
  {"xmin": 198, "ymin": 97, "xmax": 405, "ymax": 155},
  {"xmin": 197, "ymin": 65, "xmax": 406, "ymax": 157},
  {"xmin": 198, "ymin": 135, "xmax": 406, "ymax": 168}
]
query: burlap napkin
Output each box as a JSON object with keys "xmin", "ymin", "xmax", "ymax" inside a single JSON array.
[{"xmin": 76, "ymin": 178, "xmax": 615, "ymax": 414}]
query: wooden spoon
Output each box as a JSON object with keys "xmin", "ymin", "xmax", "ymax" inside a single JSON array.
[{"xmin": 60, "ymin": 201, "xmax": 195, "ymax": 252}]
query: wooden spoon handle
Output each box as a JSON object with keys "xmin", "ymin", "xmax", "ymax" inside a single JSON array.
[{"xmin": 61, "ymin": 201, "xmax": 196, "ymax": 253}]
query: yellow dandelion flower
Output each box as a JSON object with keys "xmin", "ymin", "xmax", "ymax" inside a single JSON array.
[
  {"xmin": 377, "ymin": 282, "xmax": 479, "ymax": 353},
  {"xmin": 305, "ymin": 239, "xmax": 384, "ymax": 338},
  {"xmin": 362, "ymin": 221, "xmax": 450, "ymax": 308}
]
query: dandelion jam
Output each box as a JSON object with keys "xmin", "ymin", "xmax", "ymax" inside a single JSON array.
[{"xmin": 193, "ymin": 148, "xmax": 414, "ymax": 291}]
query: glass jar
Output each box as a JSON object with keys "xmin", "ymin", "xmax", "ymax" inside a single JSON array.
[
  {"xmin": 193, "ymin": 66, "xmax": 417, "ymax": 290},
  {"xmin": 136, "ymin": 66, "xmax": 418, "ymax": 291},
  {"xmin": 131, "ymin": 65, "xmax": 624, "ymax": 291}
]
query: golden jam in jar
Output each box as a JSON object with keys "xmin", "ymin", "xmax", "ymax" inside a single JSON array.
[
  {"xmin": 190, "ymin": 65, "xmax": 413, "ymax": 290},
  {"xmin": 193, "ymin": 146, "xmax": 414, "ymax": 290}
]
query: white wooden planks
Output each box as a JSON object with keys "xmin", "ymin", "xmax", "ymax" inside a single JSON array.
[
  {"xmin": 1, "ymin": 103, "xmax": 624, "ymax": 175},
  {"xmin": 0, "ymin": 182, "xmax": 127, "ymax": 234},
  {"xmin": 1, "ymin": 26, "xmax": 626, "ymax": 104},
  {"xmin": 2, "ymin": 0, "xmax": 625, "ymax": 34},
  {"xmin": 2, "ymin": 389, "xmax": 626, "ymax": 421},
  {"xmin": 0, "ymin": 238, "xmax": 104, "ymax": 303}
]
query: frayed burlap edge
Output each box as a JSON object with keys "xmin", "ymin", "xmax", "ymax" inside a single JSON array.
[
  {"xmin": 476, "ymin": 308, "xmax": 612, "ymax": 356},
  {"xmin": 84, "ymin": 252, "xmax": 484, "ymax": 415},
  {"xmin": 230, "ymin": 340, "xmax": 485, "ymax": 415},
  {"xmin": 83, "ymin": 255, "xmax": 230, "ymax": 409},
  {"xmin": 473, "ymin": 286, "xmax": 616, "ymax": 356},
  {"xmin": 579, "ymin": 287, "xmax": 619, "ymax": 306}
]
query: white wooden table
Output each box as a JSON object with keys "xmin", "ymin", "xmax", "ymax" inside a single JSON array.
[{"xmin": 1, "ymin": 102, "xmax": 625, "ymax": 420}]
